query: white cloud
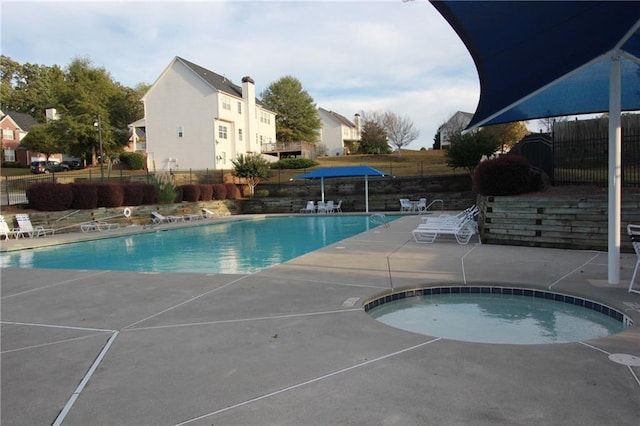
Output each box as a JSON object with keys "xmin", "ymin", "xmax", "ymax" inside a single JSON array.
[{"xmin": 2, "ymin": 0, "xmax": 481, "ymax": 149}]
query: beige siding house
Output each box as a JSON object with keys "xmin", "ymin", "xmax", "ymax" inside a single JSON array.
[
  {"xmin": 141, "ymin": 57, "xmax": 276, "ymax": 171},
  {"xmin": 317, "ymin": 108, "xmax": 361, "ymax": 156}
]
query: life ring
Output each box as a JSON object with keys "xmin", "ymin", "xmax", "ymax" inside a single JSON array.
[{"xmin": 123, "ymin": 207, "xmax": 132, "ymax": 218}]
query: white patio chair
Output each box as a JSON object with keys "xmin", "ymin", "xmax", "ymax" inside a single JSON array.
[
  {"xmin": 400, "ymin": 198, "xmax": 412, "ymax": 212},
  {"xmin": 627, "ymin": 224, "xmax": 640, "ymax": 294},
  {"xmin": 332, "ymin": 200, "xmax": 343, "ymax": 213},
  {"xmin": 300, "ymin": 201, "xmax": 315, "ymax": 214},
  {"xmin": 316, "ymin": 201, "xmax": 328, "ymax": 214},
  {"xmin": 325, "ymin": 200, "xmax": 335, "ymax": 213}
]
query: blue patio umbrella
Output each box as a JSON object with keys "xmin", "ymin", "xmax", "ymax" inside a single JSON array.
[
  {"xmin": 430, "ymin": 0, "xmax": 640, "ymax": 284},
  {"xmin": 292, "ymin": 166, "xmax": 389, "ymax": 213}
]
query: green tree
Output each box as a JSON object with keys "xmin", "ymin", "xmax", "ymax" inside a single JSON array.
[
  {"xmin": 382, "ymin": 111, "xmax": 419, "ymax": 159},
  {"xmin": 260, "ymin": 76, "xmax": 321, "ymax": 142},
  {"xmin": 19, "ymin": 124, "xmax": 61, "ymax": 160},
  {"xmin": 231, "ymin": 154, "xmax": 272, "ymax": 196},
  {"xmin": 445, "ymin": 130, "xmax": 500, "ymax": 178},
  {"xmin": 359, "ymin": 117, "xmax": 390, "ymax": 154},
  {"xmin": 482, "ymin": 121, "xmax": 530, "ymax": 152}
]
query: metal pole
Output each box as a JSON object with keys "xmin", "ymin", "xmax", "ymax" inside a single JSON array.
[
  {"xmin": 96, "ymin": 115, "xmax": 104, "ymax": 181},
  {"xmin": 608, "ymin": 51, "xmax": 621, "ymax": 284}
]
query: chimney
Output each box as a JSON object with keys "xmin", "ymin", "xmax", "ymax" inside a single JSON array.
[
  {"xmin": 242, "ymin": 76, "xmax": 255, "ymax": 101},
  {"xmin": 354, "ymin": 113, "xmax": 361, "ymax": 135}
]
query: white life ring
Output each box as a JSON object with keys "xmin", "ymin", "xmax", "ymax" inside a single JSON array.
[{"xmin": 123, "ymin": 207, "xmax": 132, "ymax": 218}]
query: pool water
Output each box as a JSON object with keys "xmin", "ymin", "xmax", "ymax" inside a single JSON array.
[
  {"xmin": 1, "ymin": 215, "xmax": 393, "ymax": 274},
  {"xmin": 368, "ymin": 292, "xmax": 627, "ymax": 344}
]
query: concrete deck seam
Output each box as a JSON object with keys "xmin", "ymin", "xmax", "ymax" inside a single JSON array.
[
  {"xmin": 460, "ymin": 243, "xmax": 481, "ymax": 284},
  {"xmin": 0, "ymin": 331, "xmax": 113, "ymax": 354},
  {"xmin": 0, "ymin": 270, "xmax": 111, "ymax": 299},
  {"xmin": 122, "ymin": 274, "xmax": 251, "ymax": 330},
  {"xmin": 124, "ymin": 308, "xmax": 362, "ymax": 332},
  {"xmin": 173, "ymin": 337, "xmax": 442, "ymax": 426},
  {"xmin": 0, "ymin": 320, "xmax": 116, "ymax": 333},
  {"xmin": 548, "ymin": 252, "xmax": 602, "ymax": 289},
  {"xmin": 52, "ymin": 330, "xmax": 119, "ymax": 426},
  {"xmin": 580, "ymin": 342, "xmax": 640, "ymax": 388},
  {"xmin": 256, "ymin": 271, "xmax": 390, "ymax": 290}
]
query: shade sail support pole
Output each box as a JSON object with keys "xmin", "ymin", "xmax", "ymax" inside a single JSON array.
[
  {"xmin": 365, "ymin": 176, "xmax": 369, "ymax": 213},
  {"xmin": 321, "ymin": 177, "xmax": 325, "ymax": 203},
  {"xmin": 608, "ymin": 50, "xmax": 622, "ymax": 284}
]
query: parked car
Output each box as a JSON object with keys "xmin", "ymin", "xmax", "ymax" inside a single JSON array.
[
  {"xmin": 30, "ymin": 160, "xmax": 70, "ymax": 174},
  {"xmin": 61, "ymin": 160, "xmax": 83, "ymax": 170}
]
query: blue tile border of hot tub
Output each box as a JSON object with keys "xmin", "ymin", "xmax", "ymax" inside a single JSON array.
[{"xmin": 363, "ymin": 286, "xmax": 634, "ymax": 328}]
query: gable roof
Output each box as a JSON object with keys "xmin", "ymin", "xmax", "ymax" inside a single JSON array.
[
  {"xmin": 0, "ymin": 110, "xmax": 38, "ymax": 131},
  {"xmin": 176, "ymin": 56, "xmax": 244, "ymax": 98},
  {"xmin": 319, "ymin": 108, "xmax": 356, "ymax": 128}
]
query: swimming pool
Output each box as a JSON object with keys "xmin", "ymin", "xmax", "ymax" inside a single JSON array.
[
  {"xmin": 0, "ymin": 215, "xmax": 393, "ymax": 274},
  {"xmin": 365, "ymin": 287, "xmax": 631, "ymax": 344}
]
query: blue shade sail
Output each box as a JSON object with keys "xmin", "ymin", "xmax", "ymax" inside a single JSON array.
[{"xmin": 430, "ymin": 0, "xmax": 640, "ymax": 128}]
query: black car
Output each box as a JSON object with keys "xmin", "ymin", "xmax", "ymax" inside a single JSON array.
[
  {"xmin": 61, "ymin": 160, "xmax": 82, "ymax": 170},
  {"xmin": 30, "ymin": 160, "xmax": 70, "ymax": 174}
]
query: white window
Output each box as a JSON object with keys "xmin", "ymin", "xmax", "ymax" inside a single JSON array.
[
  {"xmin": 238, "ymin": 129, "xmax": 243, "ymax": 141},
  {"xmin": 177, "ymin": 126, "xmax": 184, "ymax": 138},
  {"xmin": 2, "ymin": 129, "xmax": 14, "ymax": 140},
  {"xmin": 237, "ymin": 102, "xmax": 242, "ymax": 114},
  {"xmin": 218, "ymin": 125, "xmax": 228, "ymax": 139},
  {"xmin": 4, "ymin": 149, "xmax": 15, "ymax": 162},
  {"xmin": 222, "ymin": 96, "xmax": 231, "ymax": 111}
]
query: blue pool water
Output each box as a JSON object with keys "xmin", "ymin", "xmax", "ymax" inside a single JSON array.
[
  {"xmin": 1, "ymin": 215, "xmax": 392, "ymax": 274},
  {"xmin": 368, "ymin": 292, "xmax": 627, "ymax": 344}
]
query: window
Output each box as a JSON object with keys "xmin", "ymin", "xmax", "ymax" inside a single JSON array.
[
  {"xmin": 237, "ymin": 102, "xmax": 242, "ymax": 114},
  {"xmin": 222, "ymin": 96, "xmax": 231, "ymax": 111},
  {"xmin": 218, "ymin": 125, "xmax": 228, "ymax": 139},
  {"xmin": 3, "ymin": 149, "xmax": 15, "ymax": 162},
  {"xmin": 238, "ymin": 129, "xmax": 243, "ymax": 141},
  {"xmin": 2, "ymin": 129, "xmax": 14, "ymax": 140},
  {"xmin": 177, "ymin": 126, "xmax": 184, "ymax": 138}
]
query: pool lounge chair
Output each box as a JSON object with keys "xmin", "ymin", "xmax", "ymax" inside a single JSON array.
[
  {"xmin": 151, "ymin": 212, "xmax": 183, "ymax": 224},
  {"xmin": 332, "ymin": 200, "xmax": 343, "ymax": 213},
  {"xmin": 80, "ymin": 220, "xmax": 120, "ymax": 232},
  {"xmin": 0, "ymin": 215, "xmax": 18, "ymax": 239},
  {"xmin": 413, "ymin": 217, "xmax": 475, "ymax": 244},
  {"xmin": 14, "ymin": 214, "xmax": 55, "ymax": 238},
  {"xmin": 627, "ymin": 224, "xmax": 640, "ymax": 294}
]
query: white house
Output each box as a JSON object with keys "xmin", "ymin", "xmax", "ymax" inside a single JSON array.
[
  {"xmin": 141, "ymin": 56, "xmax": 276, "ymax": 171},
  {"xmin": 438, "ymin": 111, "xmax": 473, "ymax": 148},
  {"xmin": 317, "ymin": 108, "xmax": 361, "ymax": 156}
]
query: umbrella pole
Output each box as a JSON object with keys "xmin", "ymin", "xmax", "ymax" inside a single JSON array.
[
  {"xmin": 365, "ymin": 176, "xmax": 369, "ymax": 213},
  {"xmin": 608, "ymin": 51, "xmax": 621, "ymax": 285},
  {"xmin": 321, "ymin": 177, "xmax": 325, "ymax": 202}
]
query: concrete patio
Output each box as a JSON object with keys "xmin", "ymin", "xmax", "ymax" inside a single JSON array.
[{"xmin": 1, "ymin": 214, "xmax": 639, "ymax": 425}]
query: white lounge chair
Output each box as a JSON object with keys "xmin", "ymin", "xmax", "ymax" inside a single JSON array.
[
  {"xmin": 14, "ymin": 214, "xmax": 55, "ymax": 238},
  {"xmin": 183, "ymin": 213, "xmax": 204, "ymax": 221},
  {"xmin": 413, "ymin": 217, "xmax": 475, "ymax": 245},
  {"xmin": 80, "ymin": 220, "xmax": 120, "ymax": 232},
  {"xmin": 300, "ymin": 201, "xmax": 315, "ymax": 214},
  {"xmin": 627, "ymin": 224, "xmax": 640, "ymax": 294},
  {"xmin": 0, "ymin": 215, "xmax": 18, "ymax": 239},
  {"xmin": 151, "ymin": 212, "xmax": 183, "ymax": 224}
]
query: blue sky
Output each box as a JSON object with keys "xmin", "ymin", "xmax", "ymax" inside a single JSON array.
[{"xmin": 2, "ymin": 0, "xmax": 486, "ymax": 150}]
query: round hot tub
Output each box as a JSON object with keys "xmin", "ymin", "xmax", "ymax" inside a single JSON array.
[{"xmin": 365, "ymin": 286, "xmax": 632, "ymax": 345}]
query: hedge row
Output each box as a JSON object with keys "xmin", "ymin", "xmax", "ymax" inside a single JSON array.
[{"xmin": 26, "ymin": 182, "xmax": 240, "ymax": 211}]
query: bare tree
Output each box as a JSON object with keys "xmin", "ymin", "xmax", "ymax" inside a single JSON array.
[{"xmin": 382, "ymin": 111, "xmax": 419, "ymax": 159}]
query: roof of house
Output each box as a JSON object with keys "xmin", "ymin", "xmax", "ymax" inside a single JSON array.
[
  {"xmin": 319, "ymin": 108, "xmax": 356, "ymax": 128},
  {"xmin": 177, "ymin": 56, "xmax": 245, "ymax": 98},
  {"xmin": 1, "ymin": 110, "xmax": 39, "ymax": 131}
]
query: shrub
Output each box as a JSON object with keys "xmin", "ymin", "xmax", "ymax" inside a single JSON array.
[
  {"xmin": 174, "ymin": 186, "xmax": 184, "ymax": 203},
  {"xmin": 199, "ymin": 185, "xmax": 213, "ymax": 201},
  {"xmin": 270, "ymin": 158, "xmax": 319, "ymax": 169},
  {"xmin": 2, "ymin": 162, "xmax": 27, "ymax": 168},
  {"xmin": 70, "ymin": 183, "xmax": 98, "ymax": 209},
  {"xmin": 224, "ymin": 183, "xmax": 241, "ymax": 200},
  {"xmin": 141, "ymin": 184, "xmax": 156, "ymax": 204},
  {"xmin": 154, "ymin": 171, "xmax": 177, "ymax": 204},
  {"xmin": 254, "ymin": 189, "xmax": 269, "ymax": 198},
  {"xmin": 26, "ymin": 183, "xmax": 73, "ymax": 211},
  {"xmin": 474, "ymin": 154, "xmax": 531, "ymax": 196},
  {"xmin": 119, "ymin": 152, "xmax": 146, "ymax": 170},
  {"xmin": 180, "ymin": 184, "xmax": 201, "ymax": 202},
  {"xmin": 122, "ymin": 184, "xmax": 144, "ymax": 206},
  {"xmin": 96, "ymin": 183, "xmax": 125, "ymax": 207},
  {"xmin": 212, "ymin": 184, "xmax": 227, "ymax": 200}
]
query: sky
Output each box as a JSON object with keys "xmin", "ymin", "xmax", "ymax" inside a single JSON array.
[{"xmin": 2, "ymin": 0, "xmax": 488, "ymax": 150}]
